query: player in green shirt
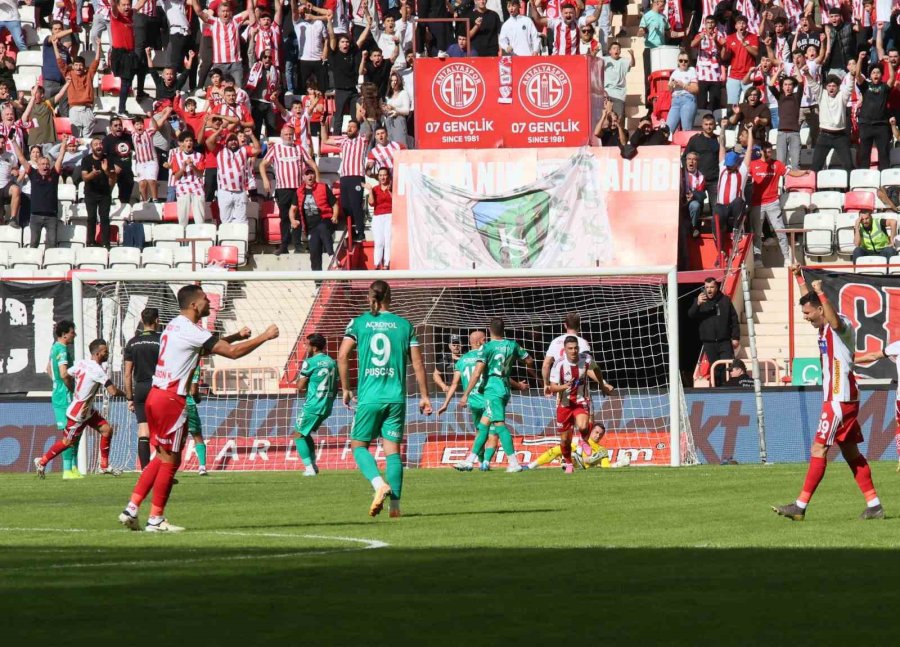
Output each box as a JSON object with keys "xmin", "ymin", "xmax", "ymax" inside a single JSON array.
[
  {"xmin": 338, "ymin": 280, "xmax": 432, "ymax": 518},
  {"xmin": 295, "ymin": 333, "xmax": 337, "ymax": 477},
  {"xmin": 48, "ymin": 320, "xmax": 81, "ymax": 480},
  {"xmin": 437, "ymin": 330, "xmax": 528, "ymax": 471},
  {"xmin": 185, "ymin": 364, "xmax": 208, "ymax": 476},
  {"xmin": 460, "ymin": 316, "xmax": 534, "ymax": 473}
]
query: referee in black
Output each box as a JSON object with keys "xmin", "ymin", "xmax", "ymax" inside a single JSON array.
[{"xmin": 123, "ymin": 308, "xmax": 161, "ymax": 471}]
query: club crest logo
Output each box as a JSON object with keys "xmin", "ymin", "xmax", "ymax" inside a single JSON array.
[
  {"xmin": 517, "ymin": 64, "xmax": 572, "ymax": 118},
  {"xmin": 472, "ymin": 191, "xmax": 550, "ymax": 269},
  {"xmin": 432, "ymin": 63, "xmax": 485, "ymax": 118}
]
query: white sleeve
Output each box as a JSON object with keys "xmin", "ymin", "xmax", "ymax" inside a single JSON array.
[
  {"xmin": 885, "ymin": 341, "xmax": 900, "ymax": 358},
  {"xmin": 546, "ymin": 339, "xmax": 561, "ymax": 360},
  {"xmin": 186, "ymin": 323, "xmax": 214, "ymax": 351},
  {"xmin": 550, "ymin": 361, "xmax": 563, "ymax": 384},
  {"xmin": 90, "ymin": 362, "xmax": 110, "ymax": 386}
]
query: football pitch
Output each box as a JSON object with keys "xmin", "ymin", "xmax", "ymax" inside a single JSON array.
[{"xmin": 3, "ymin": 464, "xmax": 900, "ymax": 644}]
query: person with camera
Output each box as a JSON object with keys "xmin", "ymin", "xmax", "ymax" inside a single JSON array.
[{"xmin": 852, "ymin": 208, "xmax": 897, "ymax": 264}]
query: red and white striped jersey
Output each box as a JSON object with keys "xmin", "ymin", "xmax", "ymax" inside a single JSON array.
[
  {"xmin": 96, "ymin": 0, "xmax": 111, "ymax": 21},
  {"xmin": 245, "ymin": 22, "xmax": 282, "ymax": 62},
  {"xmin": 262, "ymin": 142, "xmax": 310, "ymax": 189},
  {"xmin": 153, "ymin": 314, "xmax": 214, "ymax": 395},
  {"xmin": 280, "ymin": 108, "xmax": 310, "ymax": 149},
  {"xmin": 545, "ymin": 334, "xmax": 591, "ymax": 372},
  {"xmin": 683, "ymin": 168, "xmax": 706, "ymax": 194},
  {"xmin": 216, "ymin": 144, "xmax": 253, "ymax": 191},
  {"xmin": 547, "ymin": 18, "xmax": 578, "ymax": 55},
  {"xmin": 701, "ymin": 0, "xmax": 717, "ymax": 21},
  {"xmin": 819, "ymin": 315, "xmax": 858, "ymax": 403},
  {"xmin": 819, "ymin": 0, "xmax": 843, "ymax": 13},
  {"xmin": 695, "ymin": 33, "xmax": 724, "ymax": 83},
  {"xmin": 335, "ymin": 135, "xmax": 368, "ymax": 177},
  {"xmin": 132, "ymin": 126, "xmax": 157, "ymax": 164},
  {"xmin": 366, "ymin": 141, "xmax": 405, "ymax": 173},
  {"xmin": 717, "ymin": 161, "xmax": 748, "ymax": 205},
  {"xmin": 209, "ymin": 15, "xmax": 246, "ymax": 64},
  {"xmin": 0, "ymin": 119, "xmax": 36, "ymax": 153},
  {"xmin": 783, "ymin": 0, "xmax": 803, "ymax": 29},
  {"xmin": 551, "ymin": 352, "xmax": 593, "ymax": 408},
  {"xmin": 577, "ymin": 38, "xmax": 599, "ymax": 56},
  {"xmin": 170, "ymin": 149, "xmax": 205, "ymax": 197},
  {"xmin": 214, "ymin": 101, "xmax": 252, "ymax": 125},
  {"xmin": 135, "ymin": 0, "xmax": 155, "ymax": 17},
  {"xmin": 65, "ymin": 359, "xmax": 109, "ymax": 422}
]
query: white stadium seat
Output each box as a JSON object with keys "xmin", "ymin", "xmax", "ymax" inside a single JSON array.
[
  {"xmin": 108, "ymin": 246, "xmax": 141, "ymax": 269},
  {"xmin": 152, "ymin": 224, "xmax": 184, "ymax": 249},
  {"xmin": 0, "ymin": 225, "xmax": 22, "ymax": 250},
  {"xmin": 0, "ymin": 247, "xmax": 8, "ymax": 268},
  {"xmin": 9, "ymin": 247, "xmax": 43, "ymax": 270},
  {"xmin": 816, "ymin": 169, "xmax": 849, "ymax": 191},
  {"xmin": 174, "ymin": 246, "xmax": 203, "ymax": 270},
  {"xmin": 75, "ymin": 246, "xmax": 109, "ymax": 270},
  {"xmin": 803, "ymin": 212, "xmax": 835, "ymax": 257},
  {"xmin": 42, "ymin": 247, "xmax": 75, "ymax": 271},
  {"xmin": 849, "ymin": 169, "xmax": 881, "ymax": 191},
  {"xmin": 217, "ymin": 223, "xmax": 250, "ymax": 265},
  {"xmin": 141, "ymin": 247, "xmax": 174, "ymax": 269},
  {"xmin": 834, "ymin": 212, "xmax": 858, "ymax": 256},
  {"xmin": 881, "ymin": 168, "xmax": 900, "ymax": 188},
  {"xmin": 57, "ymin": 223, "xmax": 88, "ymax": 249},
  {"xmin": 856, "ymin": 255, "xmax": 888, "ymax": 275},
  {"xmin": 185, "ymin": 223, "xmax": 217, "ymax": 257},
  {"xmin": 890, "ymin": 256, "xmax": 900, "ymax": 275},
  {"xmin": 809, "ymin": 191, "xmax": 844, "ymax": 213}
]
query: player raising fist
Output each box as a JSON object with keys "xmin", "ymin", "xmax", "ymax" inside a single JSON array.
[
  {"xmin": 339, "ymin": 280, "xmax": 432, "ymax": 518},
  {"xmin": 118, "ymin": 285, "xmax": 279, "ymax": 532},
  {"xmin": 773, "ymin": 267, "xmax": 884, "ymax": 521}
]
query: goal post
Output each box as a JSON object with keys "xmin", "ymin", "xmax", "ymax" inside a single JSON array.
[{"xmin": 71, "ymin": 266, "xmax": 695, "ymax": 472}]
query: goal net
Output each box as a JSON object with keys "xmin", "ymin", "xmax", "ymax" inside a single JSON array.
[{"xmin": 72, "ymin": 269, "xmax": 696, "ymax": 473}]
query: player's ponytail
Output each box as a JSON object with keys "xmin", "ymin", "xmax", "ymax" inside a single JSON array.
[{"xmin": 369, "ymin": 280, "xmax": 391, "ymax": 315}]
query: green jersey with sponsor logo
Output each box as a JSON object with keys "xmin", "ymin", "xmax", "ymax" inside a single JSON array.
[
  {"xmin": 50, "ymin": 341, "xmax": 73, "ymax": 407},
  {"xmin": 478, "ymin": 338, "xmax": 529, "ymax": 397},
  {"xmin": 301, "ymin": 352, "xmax": 337, "ymax": 415},
  {"xmin": 345, "ymin": 311, "xmax": 419, "ymax": 405},
  {"xmin": 455, "ymin": 350, "xmax": 485, "ymax": 408}
]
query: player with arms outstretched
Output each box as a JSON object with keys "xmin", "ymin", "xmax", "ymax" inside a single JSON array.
[
  {"xmin": 546, "ymin": 336, "xmax": 614, "ymax": 473},
  {"xmin": 773, "ymin": 267, "xmax": 884, "ymax": 521},
  {"xmin": 118, "ymin": 285, "xmax": 279, "ymax": 532},
  {"xmin": 295, "ymin": 333, "xmax": 337, "ymax": 477},
  {"xmin": 35, "ymin": 339, "xmax": 125, "ymax": 478},
  {"xmin": 458, "ymin": 317, "xmax": 534, "ymax": 473},
  {"xmin": 48, "ymin": 320, "xmax": 81, "ymax": 479},
  {"xmin": 437, "ymin": 330, "xmax": 527, "ymax": 471},
  {"xmin": 857, "ymin": 342, "xmax": 900, "ymax": 471},
  {"xmin": 338, "ymin": 280, "xmax": 432, "ymax": 518}
]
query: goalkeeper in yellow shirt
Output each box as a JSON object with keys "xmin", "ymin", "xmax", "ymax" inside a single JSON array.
[{"xmin": 523, "ymin": 422, "xmax": 629, "ymax": 470}]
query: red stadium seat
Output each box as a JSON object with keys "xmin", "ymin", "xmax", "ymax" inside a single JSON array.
[
  {"xmin": 162, "ymin": 202, "xmax": 179, "ymax": 222},
  {"xmin": 54, "ymin": 117, "xmax": 72, "ymax": 137},
  {"xmin": 207, "ymin": 245, "xmax": 239, "ymax": 269},
  {"xmin": 263, "ymin": 215, "xmax": 281, "ymax": 244},
  {"xmin": 100, "ymin": 74, "xmax": 121, "ymax": 95},
  {"xmin": 672, "ymin": 130, "xmax": 698, "ymax": 149},
  {"xmin": 844, "ymin": 190, "xmax": 875, "ymax": 212},
  {"xmin": 784, "ymin": 172, "xmax": 816, "ymax": 193}
]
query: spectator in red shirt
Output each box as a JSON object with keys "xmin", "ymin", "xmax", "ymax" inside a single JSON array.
[
  {"xmin": 367, "ymin": 167, "xmax": 393, "ymax": 270},
  {"xmin": 748, "ymin": 141, "xmax": 810, "ymax": 268},
  {"xmin": 723, "ymin": 14, "xmax": 759, "ymax": 105}
]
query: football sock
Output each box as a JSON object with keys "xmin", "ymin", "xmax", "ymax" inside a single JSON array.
[
  {"xmin": 294, "ymin": 436, "xmax": 313, "ymax": 467},
  {"xmin": 130, "ymin": 456, "xmax": 161, "ymax": 507},
  {"xmin": 99, "ymin": 435, "xmax": 111, "ymax": 469},
  {"xmin": 495, "ymin": 424, "xmax": 515, "ymax": 456},
  {"xmin": 195, "ymin": 442, "xmax": 207, "ymax": 468},
  {"xmin": 40, "ymin": 440, "xmax": 69, "ymax": 467},
  {"xmin": 560, "ymin": 438, "xmax": 573, "ymax": 464},
  {"xmin": 796, "ymin": 456, "xmax": 827, "ymax": 509},
  {"xmin": 61, "ymin": 446, "xmax": 73, "ymax": 471},
  {"xmin": 483, "ymin": 447, "xmax": 496, "ymax": 464},
  {"xmin": 137, "ymin": 437, "xmax": 151, "ymax": 470},
  {"xmin": 305, "ymin": 436, "xmax": 316, "ymax": 466},
  {"xmin": 353, "ymin": 446, "xmax": 382, "ymax": 485},
  {"xmin": 70, "ymin": 434, "xmax": 82, "ymax": 469},
  {"xmin": 149, "ymin": 461, "xmax": 179, "ymax": 518},
  {"xmin": 847, "ymin": 455, "xmax": 880, "ymax": 507},
  {"xmin": 470, "ymin": 423, "xmax": 490, "ymax": 459},
  {"xmin": 385, "ymin": 453, "xmax": 403, "ymax": 501}
]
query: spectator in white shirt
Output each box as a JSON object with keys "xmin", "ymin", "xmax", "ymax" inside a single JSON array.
[
  {"xmin": 666, "ymin": 53, "xmax": 700, "ymax": 133},
  {"xmin": 374, "ymin": 4, "xmax": 411, "ymax": 69},
  {"xmin": 499, "ymin": 0, "xmax": 541, "ymax": 56},
  {"xmin": 603, "ymin": 42, "xmax": 634, "ymax": 119},
  {"xmin": 292, "ymin": 0, "xmax": 330, "ymax": 100}
]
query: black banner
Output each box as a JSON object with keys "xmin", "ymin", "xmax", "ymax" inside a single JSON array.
[
  {"xmin": 804, "ymin": 269, "xmax": 900, "ymax": 380},
  {"xmin": 0, "ymin": 281, "xmax": 73, "ymax": 393}
]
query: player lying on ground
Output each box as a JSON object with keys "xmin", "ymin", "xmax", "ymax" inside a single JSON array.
[
  {"xmin": 458, "ymin": 317, "xmax": 534, "ymax": 473},
  {"xmin": 47, "ymin": 319, "xmax": 81, "ymax": 480},
  {"xmin": 856, "ymin": 344, "xmax": 900, "ymax": 472},
  {"xmin": 546, "ymin": 335, "xmax": 614, "ymax": 473},
  {"xmin": 524, "ymin": 422, "xmax": 630, "ymax": 470},
  {"xmin": 35, "ymin": 339, "xmax": 125, "ymax": 478},
  {"xmin": 437, "ymin": 330, "xmax": 528, "ymax": 471},
  {"xmin": 773, "ymin": 267, "xmax": 884, "ymax": 521},
  {"xmin": 119, "ymin": 285, "xmax": 279, "ymax": 532},
  {"xmin": 339, "ymin": 280, "xmax": 432, "ymax": 517},
  {"xmin": 295, "ymin": 333, "xmax": 337, "ymax": 477}
]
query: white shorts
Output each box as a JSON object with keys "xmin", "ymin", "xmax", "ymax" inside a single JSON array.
[{"xmin": 135, "ymin": 160, "xmax": 159, "ymax": 182}]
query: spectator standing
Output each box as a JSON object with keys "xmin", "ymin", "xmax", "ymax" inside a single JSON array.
[
  {"xmin": 638, "ymin": 0, "xmax": 667, "ymax": 98},
  {"xmin": 688, "ymin": 277, "xmax": 741, "ymax": 388},
  {"xmin": 500, "ymin": 0, "xmax": 541, "ymax": 56},
  {"xmin": 103, "ymin": 116, "xmax": 135, "ymax": 207},
  {"xmin": 683, "ymin": 150, "xmax": 706, "ymax": 238},
  {"xmin": 666, "ymin": 53, "xmax": 699, "ymax": 132},
  {"xmin": 686, "ymin": 113, "xmax": 721, "ymax": 213},
  {"xmin": 246, "ymin": 48, "xmax": 282, "ymax": 138},
  {"xmin": 295, "ymin": 166, "xmax": 339, "ymax": 271},
  {"xmin": 0, "ymin": 133, "xmax": 20, "ymax": 226},
  {"xmin": 602, "ymin": 42, "xmax": 633, "ymax": 118},
  {"xmin": 855, "ymin": 51, "xmax": 893, "ymax": 170},
  {"xmin": 132, "ymin": 0, "xmax": 159, "ymax": 98},
  {"xmin": 26, "ymin": 85, "xmax": 64, "ymax": 149},
  {"xmin": 325, "ymin": 121, "xmax": 369, "ymax": 243},
  {"xmin": 42, "ymin": 22, "xmax": 75, "ymax": 115},
  {"xmin": 132, "ymin": 108, "xmax": 171, "ymax": 203},
  {"xmin": 170, "ymin": 132, "xmax": 206, "ymax": 226},
  {"xmin": 366, "ymin": 126, "xmax": 406, "ymax": 175},
  {"xmin": 367, "ymin": 167, "xmax": 393, "ymax": 270},
  {"xmin": 245, "ymin": 4, "xmax": 284, "ymax": 65},
  {"xmin": 468, "ymin": 0, "xmax": 502, "ymax": 56},
  {"xmin": 813, "ymin": 74, "xmax": 854, "ymax": 171},
  {"xmin": 109, "ymin": 0, "xmax": 142, "ymax": 115},
  {"xmin": 531, "ymin": 2, "xmax": 593, "ymax": 56},
  {"xmin": 852, "ymin": 209, "xmax": 897, "ymax": 263},
  {"xmin": 194, "ymin": 0, "xmax": 252, "ymax": 87},
  {"xmin": 727, "ymin": 86, "xmax": 771, "ymax": 144},
  {"xmin": 713, "ymin": 126, "xmax": 753, "ymax": 263},
  {"xmin": 327, "ymin": 17, "xmax": 370, "ymax": 135},
  {"xmin": 722, "ymin": 14, "xmax": 759, "ymax": 105},
  {"xmin": 291, "ymin": 0, "xmax": 329, "ymax": 93},
  {"xmin": 80, "ymin": 137, "xmax": 118, "ymax": 248},
  {"xmin": 56, "ymin": 43, "xmax": 101, "ymax": 138},
  {"xmin": 384, "ymin": 71, "xmax": 411, "ymax": 145},
  {"xmin": 0, "ymin": 0, "xmax": 28, "ymax": 51},
  {"xmin": 823, "ymin": 7, "xmax": 853, "ymax": 79},
  {"xmin": 770, "ymin": 75, "xmax": 803, "ymax": 168},
  {"xmin": 210, "ymin": 129, "xmax": 261, "ymax": 224},
  {"xmin": 13, "ymin": 138, "xmax": 67, "ymax": 249},
  {"xmin": 577, "ymin": 23, "xmax": 601, "ymax": 56},
  {"xmin": 417, "ymin": 0, "xmax": 452, "ymax": 58}
]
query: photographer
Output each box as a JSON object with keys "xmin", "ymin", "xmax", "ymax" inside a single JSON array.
[{"xmin": 80, "ymin": 137, "xmax": 117, "ymax": 249}]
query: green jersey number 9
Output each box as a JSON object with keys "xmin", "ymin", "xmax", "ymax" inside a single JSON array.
[{"xmin": 370, "ymin": 333, "xmax": 392, "ymax": 367}]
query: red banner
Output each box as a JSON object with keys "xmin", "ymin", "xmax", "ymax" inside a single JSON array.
[{"xmin": 414, "ymin": 55, "xmax": 603, "ymax": 149}]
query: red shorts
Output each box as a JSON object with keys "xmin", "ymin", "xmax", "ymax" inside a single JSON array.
[
  {"xmin": 557, "ymin": 405, "xmax": 590, "ymax": 435},
  {"xmin": 63, "ymin": 410, "xmax": 108, "ymax": 443},
  {"xmin": 146, "ymin": 387, "xmax": 188, "ymax": 452},
  {"xmin": 815, "ymin": 401, "xmax": 863, "ymax": 447}
]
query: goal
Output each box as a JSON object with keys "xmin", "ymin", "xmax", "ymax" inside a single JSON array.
[{"xmin": 71, "ymin": 267, "xmax": 696, "ymax": 473}]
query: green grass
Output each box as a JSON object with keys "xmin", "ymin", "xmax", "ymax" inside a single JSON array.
[{"xmin": 3, "ymin": 464, "xmax": 900, "ymax": 644}]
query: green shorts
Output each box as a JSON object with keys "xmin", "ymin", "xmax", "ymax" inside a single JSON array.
[
  {"xmin": 483, "ymin": 391, "xmax": 510, "ymax": 425},
  {"xmin": 295, "ymin": 409, "xmax": 329, "ymax": 437},
  {"xmin": 186, "ymin": 402, "xmax": 202, "ymax": 436},
  {"xmin": 351, "ymin": 402, "xmax": 405, "ymax": 443},
  {"xmin": 468, "ymin": 403, "xmax": 485, "ymax": 427},
  {"xmin": 51, "ymin": 394, "xmax": 69, "ymax": 431}
]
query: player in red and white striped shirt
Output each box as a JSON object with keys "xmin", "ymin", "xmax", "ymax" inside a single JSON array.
[
  {"xmin": 773, "ymin": 270, "xmax": 884, "ymax": 521},
  {"xmin": 365, "ymin": 126, "xmax": 406, "ymax": 176},
  {"xmin": 210, "ymin": 128, "xmax": 261, "ymax": 224},
  {"xmin": 119, "ymin": 283, "xmax": 280, "ymax": 532},
  {"xmin": 171, "ymin": 131, "xmax": 206, "ymax": 226},
  {"xmin": 260, "ymin": 124, "xmax": 321, "ymax": 254},
  {"xmin": 34, "ymin": 339, "xmax": 126, "ymax": 478},
  {"xmin": 325, "ymin": 120, "xmax": 370, "ymax": 242},
  {"xmin": 133, "ymin": 107, "xmax": 172, "ymax": 203},
  {"xmin": 195, "ymin": 0, "xmax": 252, "ymax": 86}
]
